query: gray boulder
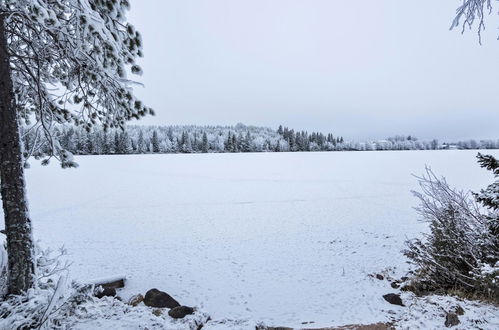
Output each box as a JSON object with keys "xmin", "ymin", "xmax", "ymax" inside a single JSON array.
[
  {"xmin": 144, "ymin": 288, "xmax": 180, "ymax": 308},
  {"xmin": 382, "ymin": 293, "xmax": 404, "ymax": 306}
]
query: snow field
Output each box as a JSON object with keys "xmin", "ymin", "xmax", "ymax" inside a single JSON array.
[{"xmin": 11, "ymin": 150, "xmax": 499, "ymax": 328}]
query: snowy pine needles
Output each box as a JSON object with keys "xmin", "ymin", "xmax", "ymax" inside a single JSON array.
[{"xmin": 1, "ymin": 0, "xmax": 152, "ymax": 167}]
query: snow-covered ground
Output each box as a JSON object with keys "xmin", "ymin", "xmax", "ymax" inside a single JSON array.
[{"xmin": 10, "ymin": 150, "xmax": 499, "ymax": 328}]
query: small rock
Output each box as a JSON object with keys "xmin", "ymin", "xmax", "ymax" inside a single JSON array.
[
  {"xmin": 454, "ymin": 305, "xmax": 465, "ymax": 316},
  {"xmin": 152, "ymin": 309, "xmax": 162, "ymax": 317},
  {"xmin": 390, "ymin": 282, "xmax": 400, "ymax": 289},
  {"xmin": 144, "ymin": 289, "xmax": 180, "ymax": 308},
  {"xmin": 445, "ymin": 312, "xmax": 460, "ymax": 327},
  {"xmin": 168, "ymin": 306, "xmax": 195, "ymax": 319},
  {"xmin": 382, "ymin": 293, "xmax": 404, "ymax": 306},
  {"xmin": 128, "ymin": 294, "xmax": 144, "ymax": 307},
  {"xmin": 376, "ymin": 274, "xmax": 384, "ymax": 280},
  {"xmin": 95, "ymin": 286, "xmax": 116, "ymax": 299}
]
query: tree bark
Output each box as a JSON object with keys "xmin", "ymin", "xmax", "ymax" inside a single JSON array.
[{"xmin": 0, "ymin": 14, "xmax": 35, "ymax": 295}]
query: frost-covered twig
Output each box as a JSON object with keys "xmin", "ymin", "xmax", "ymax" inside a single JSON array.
[
  {"xmin": 450, "ymin": 0, "xmax": 495, "ymax": 44},
  {"xmin": 38, "ymin": 274, "xmax": 67, "ymax": 328}
]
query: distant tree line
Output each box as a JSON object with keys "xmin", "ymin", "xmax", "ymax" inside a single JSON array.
[{"xmin": 20, "ymin": 124, "xmax": 499, "ymax": 159}]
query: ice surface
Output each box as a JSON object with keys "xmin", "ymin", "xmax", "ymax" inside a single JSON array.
[{"xmin": 4, "ymin": 150, "xmax": 498, "ymax": 328}]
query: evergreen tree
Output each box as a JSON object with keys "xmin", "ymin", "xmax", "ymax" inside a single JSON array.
[
  {"xmin": 287, "ymin": 129, "xmax": 295, "ymax": 151},
  {"xmin": 76, "ymin": 132, "xmax": 86, "ymax": 154},
  {"xmin": 241, "ymin": 131, "xmax": 251, "ymax": 152},
  {"xmin": 202, "ymin": 132, "xmax": 209, "ymax": 153},
  {"xmin": 179, "ymin": 131, "xmax": 187, "ymax": 153},
  {"xmin": 85, "ymin": 133, "xmax": 94, "ymax": 154},
  {"xmin": 60, "ymin": 128, "xmax": 75, "ymax": 153},
  {"xmin": 232, "ymin": 134, "xmax": 238, "ymax": 152},
  {"xmin": 102, "ymin": 132, "xmax": 110, "ymax": 154},
  {"xmin": 152, "ymin": 130, "xmax": 160, "ymax": 153},
  {"xmin": 193, "ymin": 132, "xmax": 199, "ymax": 151},
  {"xmin": 275, "ymin": 141, "xmax": 281, "ymax": 152},
  {"xmin": 122, "ymin": 131, "xmax": 133, "ymax": 154},
  {"xmin": 225, "ymin": 132, "xmax": 233, "ymax": 152},
  {"xmin": 137, "ymin": 130, "xmax": 146, "ymax": 153},
  {"xmin": 475, "ymin": 153, "xmax": 499, "ymax": 236},
  {"xmin": 167, "ymin": 128, "xmax": 174, "ymax": 141},
  {"xmin": 184, "ymin": 132, "xmax": 193, "ymax": 153},
  {"xmin": 114, "ymin": 131, "xmax": 120, "ymax": 154},
  {"xmin": 94, "ymin": 131, "xmax": 104, "ymax": 154}
]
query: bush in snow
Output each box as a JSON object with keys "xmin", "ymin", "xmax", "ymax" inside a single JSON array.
[
  {"xmin": 0, "ymin": 243, "xmax": 95, "ymax": 329},
  {"xmin": 404, "ymin": 154, "xmax": 499, "ymax": 302}
]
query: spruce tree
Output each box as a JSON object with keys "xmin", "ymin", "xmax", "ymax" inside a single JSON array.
[
  {"xmin": 475, "ymin": 153, "xmax": 499, "ymax": 236},
  {"xmin": 152, "ymin": 130, "xmax": 160, "ymax": 153},
  {"xmin": 102, "ymin": 132, "xmax": 110, "ymax": 154},
  {"xmin": 202, "ymin": 132, "xmax": 209, "ymax": 153},
  {"xmin": 85, "ymin": 133, "xmax": 94, "ymax": 155},
  {"xmin": 225, "ymin": 132, "xmax": 232, "ymax": 152},
  {"xmin": 114, "ymin": 131, "xmax": 120, "ymax": 154},
  {"xmin": 137, "ymin": 130, "xmax": 146, "ymax": 153},
  {"xmin": 184, "ymin": 132, "xmax": 192, "ymax": 153},
  {"xmin": 232, "ymin": 134, "xmax": 238, "ymax": 152},
  {"xmin": 241, "ymin": 131, "xmax": 251, "ymax": 152},
  {"xmin": 122, "ymin": 131, "xmax": 133, "ymax": 154}
]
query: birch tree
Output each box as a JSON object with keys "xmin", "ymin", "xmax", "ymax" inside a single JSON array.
[{"xmin": 0, "ymin": 0, "xmax": 151, "ymax": 295}]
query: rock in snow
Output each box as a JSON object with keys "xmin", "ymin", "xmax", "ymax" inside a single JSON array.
[
  {"xmin": 143, "ymin": 289, "xmax": 180, "ymax": 308},
  {"xmin": 445, "ymin": 312, "xmax": 460, "ymax": 327},
  {"xmin": 382, "ymin": 293, "xmax": 404, "ymax": 307},
  {"xmin": 453, "ymin": 305, "xmax": 465, "ymax": 316},
  {"xmin": 168, "ymin": 306, "xmax": 195, "ymax": 319}
]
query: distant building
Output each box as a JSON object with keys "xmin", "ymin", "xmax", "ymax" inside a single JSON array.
[{"xmin": 441, "ymin": 143, "xmax": 458, "ymax": 150}]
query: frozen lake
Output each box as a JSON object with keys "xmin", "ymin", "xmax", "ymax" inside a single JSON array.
[{"xmin": 17, "ymin": 150, "xmax": 499, "ymax": 327}]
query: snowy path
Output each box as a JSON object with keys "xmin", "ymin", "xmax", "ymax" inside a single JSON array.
[{"xmin": 10, "ymin": 150, "xmax": 499, "ymax": 328}]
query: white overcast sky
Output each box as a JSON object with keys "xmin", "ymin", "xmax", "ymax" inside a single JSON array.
[{"xmin": 127, "ymin": 0, "xmax": 499, "ymax": 141}]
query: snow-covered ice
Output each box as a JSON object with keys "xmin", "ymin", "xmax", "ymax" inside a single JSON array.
[{"xmin": 6, "ymin": 150, "xmax": 499, "ymax": 328}]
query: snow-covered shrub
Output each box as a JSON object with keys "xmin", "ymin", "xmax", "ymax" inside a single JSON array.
[
  {"xmin": 0, "ymin": 243, "xmax": 94, "ymax": 329},
  {"xmin": 404, "ymin": 159, "xmax": 499, "ymax": 302}
]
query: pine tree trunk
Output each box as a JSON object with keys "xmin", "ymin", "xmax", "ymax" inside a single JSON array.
[{"xmin": 0, "ymin": 14, "xmax": 35, "ymax": 295}]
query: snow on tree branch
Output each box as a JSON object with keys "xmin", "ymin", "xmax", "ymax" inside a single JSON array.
[{"xmin": 0, "ymin": 0, "xmax": 153, "ymax": 167}]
